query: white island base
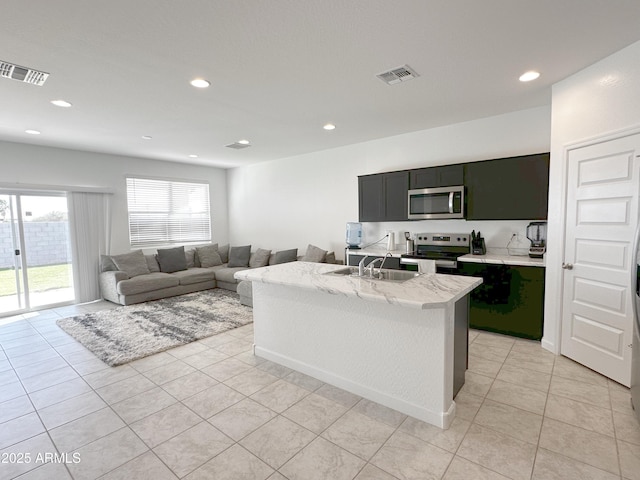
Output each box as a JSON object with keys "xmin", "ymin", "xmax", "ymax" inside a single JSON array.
[{"xmin": 250, "ymin": 280, "xmax": 469, "ymax": 429}]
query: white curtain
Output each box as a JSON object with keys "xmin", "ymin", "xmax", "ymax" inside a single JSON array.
[{"xmin": 68, "ymin": 192, "xmax": 112, "ymax": 303}]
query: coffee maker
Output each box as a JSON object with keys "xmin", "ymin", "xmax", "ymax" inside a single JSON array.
[{"xmin": 526, "ymin": 221, "xmax": 547, "ymax": 258}]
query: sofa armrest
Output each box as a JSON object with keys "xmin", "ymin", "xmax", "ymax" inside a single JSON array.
[{"xmin": 99, "ymin": 270, "xmax": 129, "ymax": 304}]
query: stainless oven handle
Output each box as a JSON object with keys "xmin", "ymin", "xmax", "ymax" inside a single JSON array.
[
  {"xmin": 449, "ymin": 192, "xmax": 454, "ymax": 214},
  {"xmin": 400, "ymin": 258, "xmax": 421, "ymax": 265}
]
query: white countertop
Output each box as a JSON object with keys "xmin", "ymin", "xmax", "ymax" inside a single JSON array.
[
  {"xmin": 235, "ymin": 261, "xmax": 482, "ymax": 310},
  {"xmin": 458, "ymin": 253, "xmax": 545, "ymax": 267}
]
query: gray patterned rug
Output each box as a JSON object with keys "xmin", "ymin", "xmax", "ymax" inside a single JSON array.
[{"xmin": 56, "ymin": 289, "xmax": 253, "ymax": 367}]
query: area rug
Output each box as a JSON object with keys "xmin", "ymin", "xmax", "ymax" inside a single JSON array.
[{"xmin": 56, "ymin": 289, "xmax": 253, "ymax": 367}]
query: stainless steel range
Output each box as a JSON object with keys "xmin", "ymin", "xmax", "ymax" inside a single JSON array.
[{"xmin": 400, "ymin": 233, "xmax": 470, "ymax": 273}]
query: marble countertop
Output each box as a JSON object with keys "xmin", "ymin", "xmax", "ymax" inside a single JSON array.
[
  {"xmin": 458, "ymin": 253, "xmax": 545, "ymax": 267},
  {"xmin": 235, "ymin": 261, "xmax": 482, "ymax": 310},
  {"xmin": 345, "ymin": 247, "xmax": 406, "ymax": 257}
]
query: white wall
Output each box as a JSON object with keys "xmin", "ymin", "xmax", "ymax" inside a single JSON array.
[
  {"xmin": 544, "ymin": 39, "xmax": 640, "ymax": 353},
  {"xmin": 0, "ymin": 141, "xmax": 229, "ymax": 254},
  {"xmin": 227, "ymin": 106, "xmax": 551, "ymax": 257}
]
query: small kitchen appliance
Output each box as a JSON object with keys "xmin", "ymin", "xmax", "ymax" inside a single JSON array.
[
  {"xmin": 404, "ymin": 232, "xmax": 414, "ymax": 254},
  {"xmin": 526, "ymin": 221, "xmax": 547, "ymax": 258},
  {"xmin": 400, "ymin": 233, "xmax": 470, "ymax": 273},
  {"xmin": 346, "ymin": 222, "xmax": 362, "ymax": 248}
]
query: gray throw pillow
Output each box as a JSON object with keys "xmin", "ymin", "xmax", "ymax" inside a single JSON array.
[
  {"xmin": 157, "ymin": 246, "xmax": 187, "ymax": 273},
  {"xmin": 249, "ymin": 248, "xmax": 272, "ymax": 268},
  {"xmin": 111, "ymin": 250, "xmax": 150, "ymax": 277},
  {"xmin": 196, "ymin": 244, "xmax": 223, "ymax": 268},
  {"xmin": 145, "ymin": 254, "xmax": 160, "ymax": 273},
  {"xmin": 302, "ymin": 244, "xmax": 327, "ymax": 263},
  {"xmin": 185, "ymin": 248, "xmax": 197, "ymax": 268},
  {"xmin": 272, "ymin": 248, "xmax": 298, "ymax": 265},
  {"xmin": 218, "ymin": 244, "xmax": 230, "ymax": 263},
  {"xmin": 100, "ymin": 255, "xmax": 117, "ymax": 272},
  {"xmin": 325, "ymin": 251, "xmax": 336, "ymax": 264},
  {"xmin": 228, "ymin": 245, "xmax": 251, "ymax": 268}
]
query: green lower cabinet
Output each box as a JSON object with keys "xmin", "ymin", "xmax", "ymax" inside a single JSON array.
[{"xmin": 458, "ymin": 262, "xmax": 545, "ymax": 340}]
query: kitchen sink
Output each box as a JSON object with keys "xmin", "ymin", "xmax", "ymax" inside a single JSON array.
[{"xmin": 325, "ymin": 267, "xmax": 421, "ymax": 282}]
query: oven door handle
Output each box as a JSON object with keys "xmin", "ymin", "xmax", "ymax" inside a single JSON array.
[
  {"xmin": 448, "ymin": 192, "xmax": 454, "ymax": 214},
  {"xmin": 400, "ymin": 258, "xmax": 422, "ymax": 265}
]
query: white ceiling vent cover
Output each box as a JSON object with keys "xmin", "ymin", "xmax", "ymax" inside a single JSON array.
[
  {"xmin": 0, "ymin": 60, "xmax": 49, "ymax": 86},
  {"xmin": 376, "ymin": 65, "xmax": 419, "ymax": 85},
  {"xmin": 225, "ymin": 142, "xmax": 251, "ymax": 149}
]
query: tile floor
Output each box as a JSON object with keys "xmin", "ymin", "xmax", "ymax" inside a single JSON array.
[{"xmin": 0, "ymin": 299, "xmax": 639, "ymax": 480}]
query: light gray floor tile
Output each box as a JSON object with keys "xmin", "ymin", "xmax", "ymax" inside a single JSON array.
[
  {"xmin": 183, "ymin": 383, "xmax": 245, "ymax": 419},
  {"xmin": 532, "ymin": 448, "xmax": 620, "ymax": 480},
  {"xmin": 67, "ymin": 427, "xmax": 148, "ymax": 479},
  {"xmin": 166, "ymin": 341, "xmax": 209, "ymax": 359},
  {"xmin": 352, "ymin": 398, "xmax": 407, "ymax": 428},
  {"xmin": 223, "ymin": 366, "xmax": 279, "ymax": 396},
  {"xmin": 486, "ymin": 379, "xmax": 548, "ymax": 415},
  {"xmin": 443, "ymin": 456, "xmax": 511, "ymax": 480},
  {"xmin": 209, "ymin": 398, "xmax": 277, "ymax": 441},
  {"xmin": 0, "ymin": 395, "xmax": 34, "ymax": 424},
  {"xmin": 283, "ymin": 370, "xmax": 325, "ymax": 392},
  {"xmin": 474, "ymin": 399, "xmax": 543, "ymax": 444},
  {"xmin": 48, "ymin": 407, "xmax": 125, "ymax": 452},
  {"xmin": 613, "ymin": 409, "xmax": 640, "ymax": 446},
  {"xmin": 399, "ymin": 416, "xmax": 470, "ymax": 453},
  {"xmin": 549, "ymin": 376, "xmax": 611, "ymax": 409},
  {"xmin": 129, "ymin": 351, "xmax": 177, "ymax": 373},
  {"xmin": 495, "ymin": 363, "xmax": 551, "ymax": 392},
  {"xmin": 314, "ymin": 383, "xmax": 361, "ymax": 408},
  {"xmin": 184, "ymin": 443, "xmax": 274, "ymax": 480},
  {"xmin": 130, "ymin": 403, "xmax": 202, "ymax": 448},
  {"xmin": 240, "ymin": 416, "xmax": 316, "ymax": 469},
  {"xmin": 250, "ymin": 379, "xmax": 311, "ymax": 413},
  {"xmin": 201, "ymin": 357, "xmax": 253, "ymax": 381},
  {"xmin": 321, "ymin": 409, "xmax": 395, "ymax": 460},
  {"xmin": 453, "ymin": 391, "xmax": 483, "ymax": 421},
  {"xmin": 0, "ymin": 412, "xmax": 45, "ymax": 449},
  {"xmin": 539, "ymin": 418, "xmax": 619, "ymax": 475},
  {"xmin": 161, "ymin": 370, "xmax": 218, "ymax": 400},
  {"xmin": 283, "ymin": 393, "xmax": 348, "ymax": 434},
  {"xmin": 95, "ymin": 373, "xmax": 157, "ymax": 405},
  {"xmin": 354, "ymin": 463, "xmax": 399, "ymax": 480},
  {"xmin": 38, "ymin": 390, "xmax": 106, "ymax": 430},
  {"xmin": 100, "ymin": 451, "xmax": 179, "ymax": 480},
  {"xmin": 370, "ymin": 430, "xmax": 453, "ymax": 480},
  {"xmin": 14, "ymin": 461, "xmax": 74, "ymax": 480},
  {"xmin": 13, "ymin": 355, "xmax": 69, "ymax": 379},
  {"xmin": 460, "ymin": 371, "xmax": 494, "ymax": 397},
  {"xmin": 552, "ymin": 355, "xmax": 609, "ymax": 387},
  {"xmin": 256, "ymin": 360, "xmax": 294, "ymax": 378},
  {"xmin": 153, "ymin": 421, "xmax": 234, "ymax": 478},
  {"xmin": 457, "ymin": 424, "xmax": 536, "ymax": 480},
  {"xmin": 142, "ymin": 359, "xmax": 197, "ymax": 385},
  {"xmin": 469, "ymin": 342, "xmax": 511, "ymax": 363},
  {"xmin": 20, "ymin": 366, "xmax": 79, "ymax": 393},
  {"xmin": 472, "ymin": 332, "xmax": 516, "ymax": 350},
  {"xmin": 111, "ymin": 386, "xmax": 177, "ymax": 424},
  {"xmin": 83, "ymin": 364, "xmax": 138, "ymax": 389},
  {"xmin": 504, "ymin": 349, "xmax": 555, "ymax": 374},
  {"xmin": 618, "ymin": 438, "xmax": 640, "ymax": 480},
  {"xmin": 280, "ymin": 437, "xmax": 366, "ymax": 480},
  {"xmin": 0, "ymin": 433, "xmax": 58, "ymax": 479},
  {"xmin": 544, "ymin": 394, "xmax": 614, "ymax": 437},
  {"xmin": 468, "ymin": 354, "xmax": 503, "ymax": 378},
  {"xmin": 181, "ymin": 348, "xmax": 229, "ymax": 369},
  {"xmin": 0, "ymin": 380, "xmax": 26, "ymax": 403}
]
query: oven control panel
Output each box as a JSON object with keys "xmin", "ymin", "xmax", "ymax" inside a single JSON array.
[{"xmin": 415, "ymin": 233, "xmax": 469, "ymax": 247}]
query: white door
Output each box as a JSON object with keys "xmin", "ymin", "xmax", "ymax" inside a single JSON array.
[{"xmin": 561, "ymin": 133, "xmax": 640, "ymax": 387}]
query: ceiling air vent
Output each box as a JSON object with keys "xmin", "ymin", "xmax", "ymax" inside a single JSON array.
[
  {"xmin": 0, "ymin": 60, "xmax": 49, "ymax": 86},
  {"xmin": 225, "ymin": 142, "xmax": 251, "ymax": 150},
  {"xmin": 376, "ymin": 65, "xmax": 419, "ymax": 86}
]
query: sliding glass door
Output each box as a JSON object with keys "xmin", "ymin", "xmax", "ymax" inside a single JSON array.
[{"xmin": 0, "ymin": 193, "xmax": 74, "ymax": 316}]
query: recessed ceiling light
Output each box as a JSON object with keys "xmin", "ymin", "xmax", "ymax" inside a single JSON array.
[
  {"xmin": 188, "ymin": 154, "xmax": 198, "ymax": 158},
  {"xmin": 190, "ymin": 78, "xmax": 210, "ymax": 88},
  {"xmin": 323, "ymin": 123, "xmax": 336, "ymax": 130},
  {"xmin": 519, "ymin": 71, "xmax": 540, "ymax": 82},
  {"xmin": 237, "ymin": 139, "xmax": 250, "ymax": 145},
  {"xmin": 51, "ymin": 99, "xmax": 72, "ymax": 108},
  {"xmin": 141, "ymin": 135, "xmax": 152, "ymax": 140},
  {"xmin": 25, "ymin": 129, "xmax": 41, "ymax": 135}
]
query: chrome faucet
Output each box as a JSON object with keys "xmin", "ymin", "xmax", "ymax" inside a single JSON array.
[
  {"xmin": 358, "ymin": 253, "xmax": 392, "ymax": 278},
  {"xmin": 358, "ymin": 255, "xmax": 371, "ymax": 277}
]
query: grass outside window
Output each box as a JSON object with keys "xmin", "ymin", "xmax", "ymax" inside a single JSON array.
[{"xmin": 0, "ymin": 264, "xmax": 73, "ymax": 296}]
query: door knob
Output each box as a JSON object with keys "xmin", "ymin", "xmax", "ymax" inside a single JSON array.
[{"xmin": 562, "ymin": 263, "xmax": 573, "ymax": 270}]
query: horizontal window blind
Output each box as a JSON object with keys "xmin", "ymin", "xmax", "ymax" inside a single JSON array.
[{"xmin": 126, "ymin": 177, "xmax": 211, "ymax": 248}]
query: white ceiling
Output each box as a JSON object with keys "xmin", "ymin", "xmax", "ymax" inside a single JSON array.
[{"xmin": 2, "ymin": 1, "xmax": 640, "ymax": 169}]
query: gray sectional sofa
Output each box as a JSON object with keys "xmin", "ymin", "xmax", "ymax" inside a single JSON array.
[{"xmin": 99, "ymin": 243, "xmax": 336, "ymax": 306}]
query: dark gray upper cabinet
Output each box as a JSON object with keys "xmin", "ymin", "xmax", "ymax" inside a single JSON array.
[
  {"xmin": 464, "ymin": 153, "xmax": 550, "ymax": 220},
  {"xmin": 409, "ymin": 165, "xmax": 464, "ymax": 189},
  {"xmin": 358, "ymin": 171, "xmax": 409, "ymax": 222}
]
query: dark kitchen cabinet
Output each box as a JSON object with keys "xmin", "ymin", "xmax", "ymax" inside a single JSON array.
[
  {"xmin": 465, "ymin": 153, "xmax": 549, "ymax": 220},
  {"xmin": 459, "ymin": 262, "xmax": 545, "ymax": 340},
  {"xmin": 358, "ymin": 171, "xmax": 409, "ymax": 222},
  {"xmin": 346, "ymin": 253, "xmax": 401, "ymax": 270},
  {"xmin": 410, "ymin": 165, "xmax": 464, "ymax": 189}
]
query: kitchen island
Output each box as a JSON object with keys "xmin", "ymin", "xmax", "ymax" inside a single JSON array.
[{"xmin": 235, "ymin": 262, "xmax": 482, "ymax": 428}]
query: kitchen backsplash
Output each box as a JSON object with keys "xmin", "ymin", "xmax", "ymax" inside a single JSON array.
[{"xmin": 360, "ymin": 219, "xmax": 534, "ymax": 256}]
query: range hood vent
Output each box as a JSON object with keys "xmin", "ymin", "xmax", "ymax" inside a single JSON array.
[
  {"xmin": 376, "ymin": 65, "xmax": 419, "ymax": 85},
  {"xmin": 225, "ymin": 142, "xmax": 251, "ymax": 150},
  {"xmin": 0, "ymin": 60, "xmax": 49, "ymax": 86}
]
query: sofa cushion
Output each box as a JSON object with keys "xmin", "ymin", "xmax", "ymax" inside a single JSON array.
[
  {"xmin": 111, "ymin": 250, "xmax": 150, "ymax": 277},
  {"xmin": 271, "ymin": 248, "xmax": 298, "ymax": 265},
  {"xmin": 325, "ymin": 251, "xmax": 336, "ymax": 264},
  {"xmin": 302, "ymin": 244, "xmax": 327, "ymax": 263},
  {"xmin": 228, "ymin": 245, "xmax": 251, "ymax": 268},
  {"xmin": 145, "ymin": 254, "xmax": 160, "ymax": 272},
  {"xmin": 196, "ymin": 244, "xmax": 223, "ymax": 268},
  {"xmin": 218, "ymin": 244, "xmax": 230, "ymax": 263},
  {"xmin": 185, "ymin": 249, "xmax": 197, "ymax": 268},
  {"xmin": 249, "ymin": 248, "xmax": 272, "ymax": 268},
  {"xmin": 157, "ymin": 246, "xmax": 187, "ymax": 273},
  {"xmin": 100, "ymin": 255, "xmax": 117, "ymax": 272},
  {"xmin": 214, "ymin": 266, "xmax": 248, "ymax": 284},
  {"xmin": 171, "ymin": 268, "xmax": 216, "ymax": 286},
  {"xmin": 116, "ymin": 272, "xmax": 179, "ymax": 295}
]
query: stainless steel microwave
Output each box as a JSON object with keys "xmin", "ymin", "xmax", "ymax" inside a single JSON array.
[{"xmin": 407, "ymin": 186, "xmax": 464, "ymax": 219}]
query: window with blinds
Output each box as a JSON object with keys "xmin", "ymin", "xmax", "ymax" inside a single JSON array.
[{"xmin": 126, "ymin": 177, "xmax": 211, "ymax": 248}]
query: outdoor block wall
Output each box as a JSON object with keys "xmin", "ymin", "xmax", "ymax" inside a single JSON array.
[{"xmin": 0, "ymin": 222, "xmax": 71, "ymax": 269}]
